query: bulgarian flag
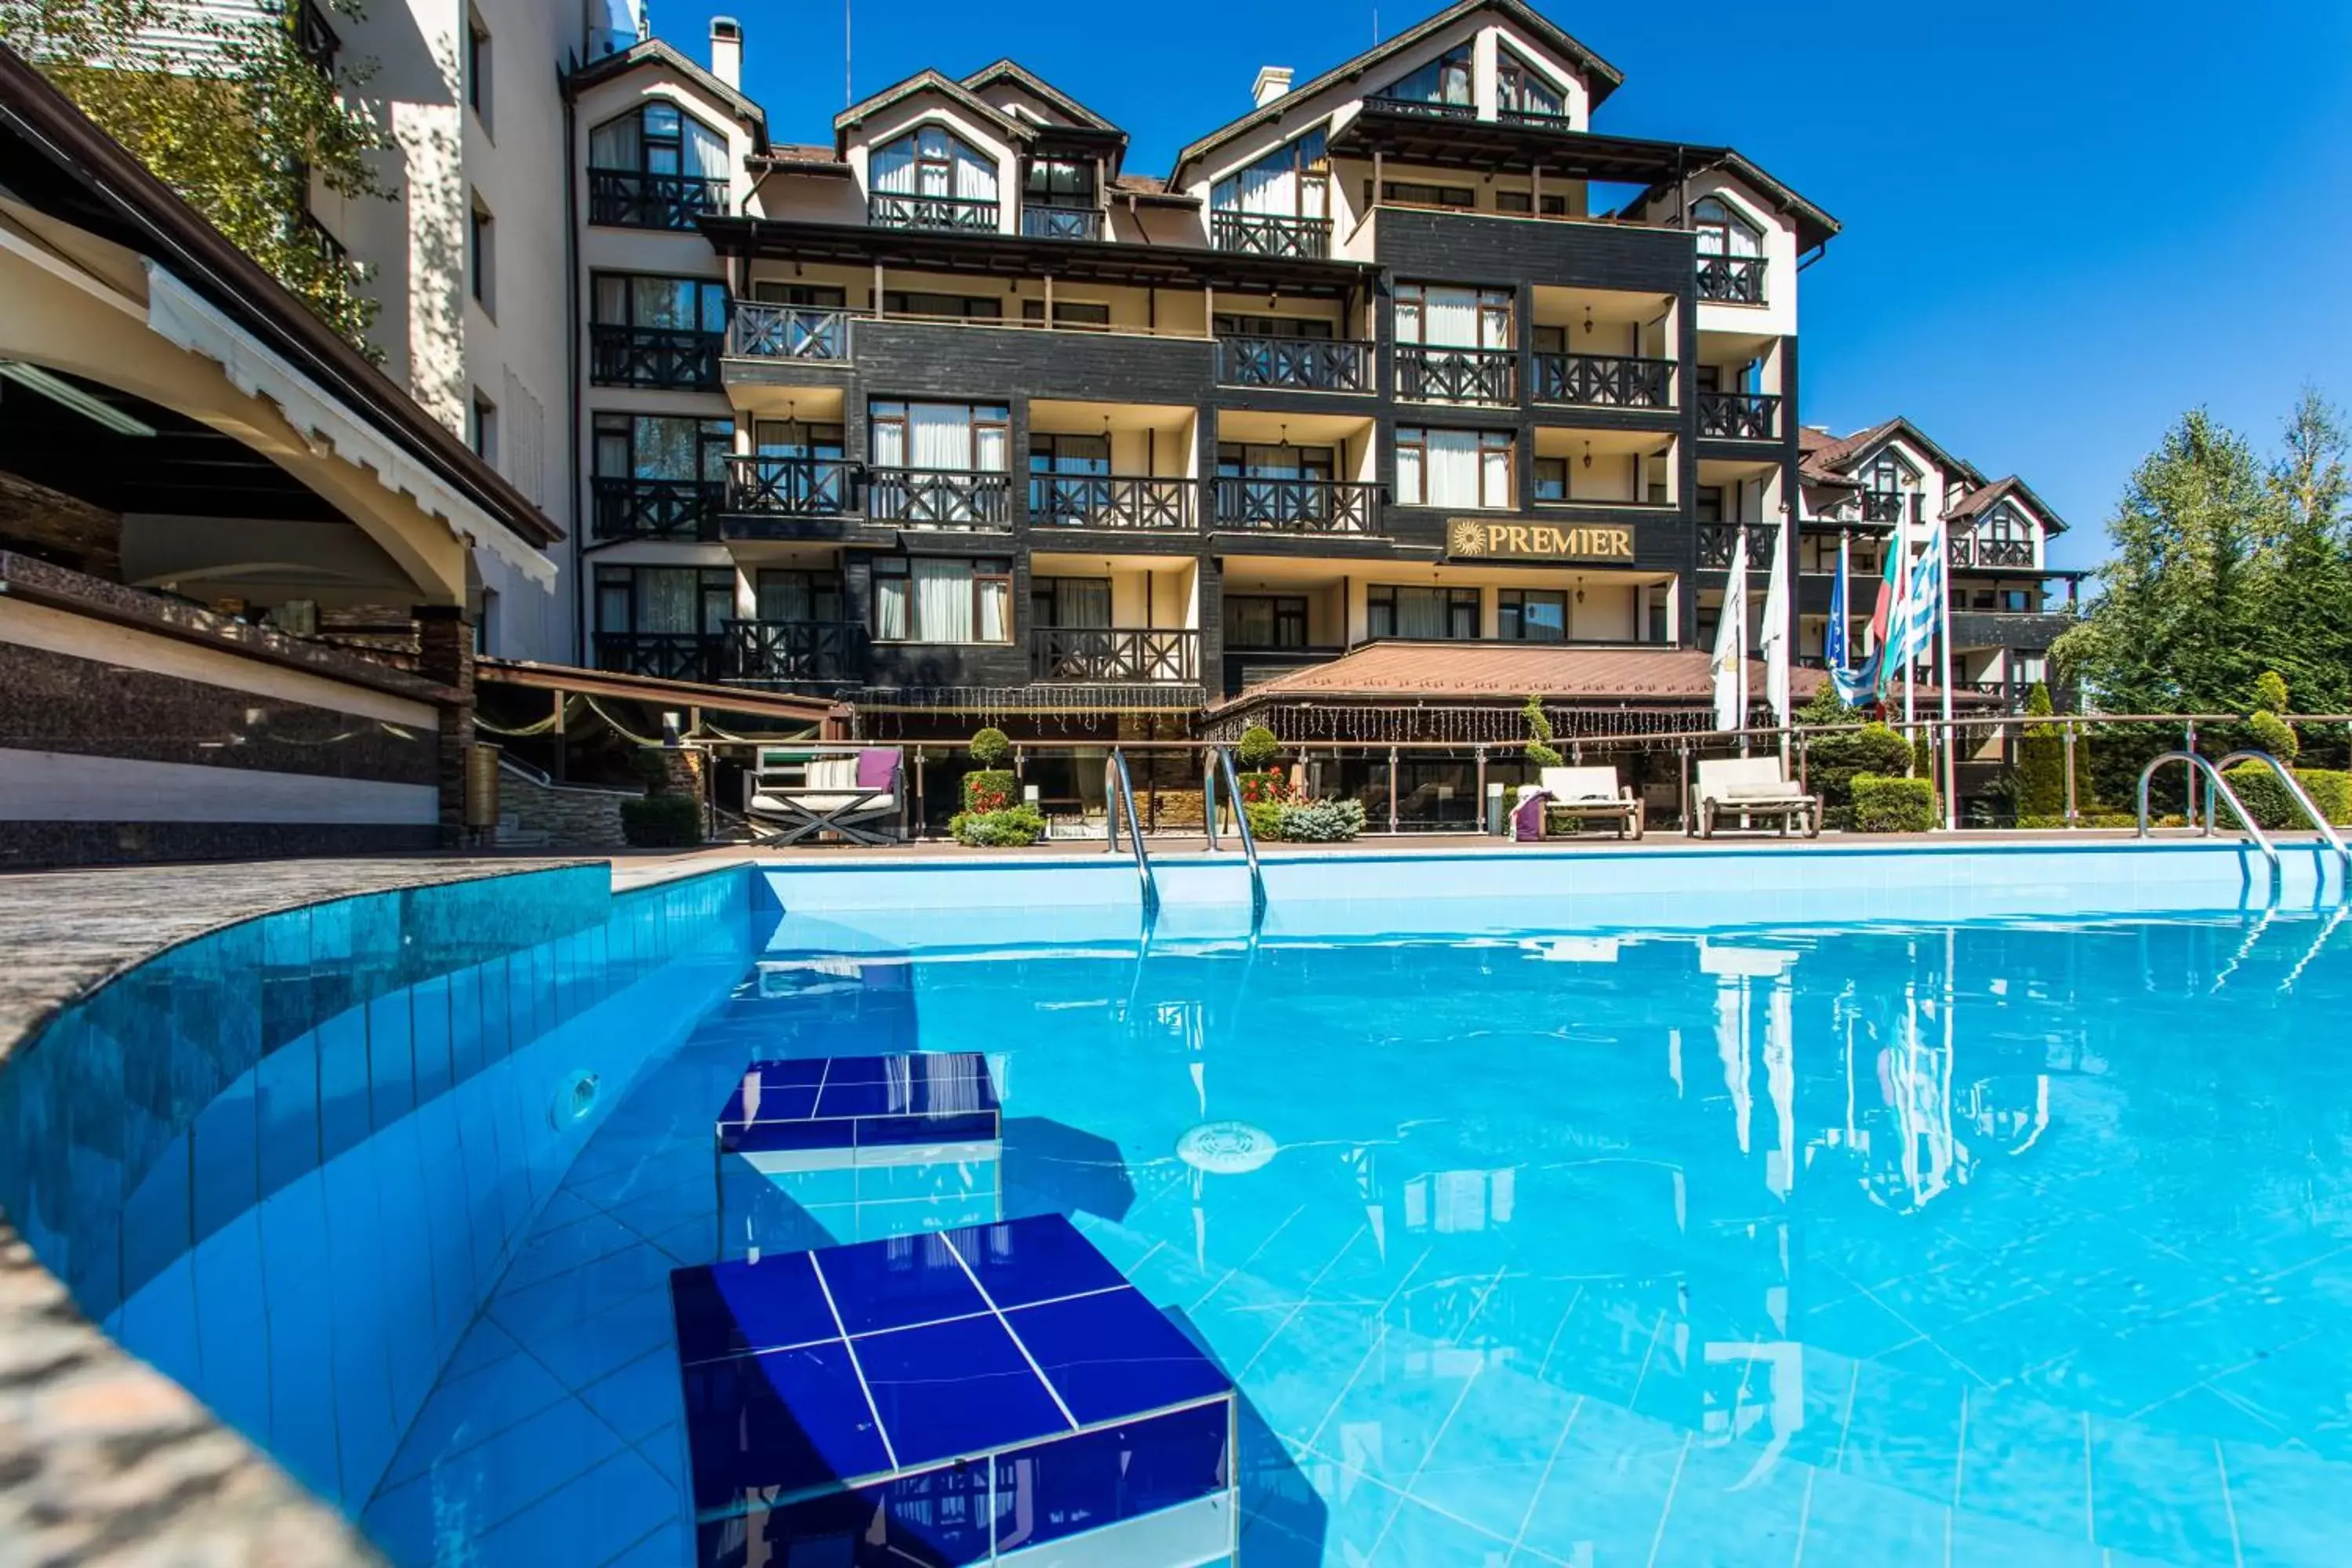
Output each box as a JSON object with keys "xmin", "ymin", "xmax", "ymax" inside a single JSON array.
[{"xmin": 1866, "ymin": 535, "xmax": 1905, "ymax": 701}]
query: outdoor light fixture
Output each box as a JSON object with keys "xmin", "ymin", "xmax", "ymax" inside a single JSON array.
[
  {"xmin": 1583, "ymin": 305, "xmax": 1594, "ymax": 334},
  {"xmin": 0, "ymin": 361, "xmax": 157, "ymax": 437},
  {"xmin": 1581, "ymin": 440, "xmax": 1593, "ymax": 470}
]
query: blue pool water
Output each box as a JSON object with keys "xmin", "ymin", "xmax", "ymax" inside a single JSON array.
[{"xmin": 10, "ymin": 862, "xmax": 2352, "ymax": 1566}]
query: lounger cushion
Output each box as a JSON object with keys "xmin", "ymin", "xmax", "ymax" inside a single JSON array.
[
  {"xmin": 1725, "ymin": 782, "xmax": 1806, "ymax": 801},
  {"xmin": 856, "ymin": 749, "xmax": 900, "ymax": 791}
]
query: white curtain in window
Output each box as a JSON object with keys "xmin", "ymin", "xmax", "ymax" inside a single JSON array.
[
  {"xmin": 912, "ymin": 560, "xmax": 973, "ymax": 641},
  {"xmin": 874, "ymin": 574, "xmax": 909, "ymax": 639},
  {"xmin": 871, "ymin": 416, "xmax": 906, "ymax": 468},
  {"xmin": 952, "ymin": 140, "xmax": 999, "ymax": 202},
  {"xmin": 871, "ymin": 136, "xmax": 917, "ymax": 194},
  {"xmin": 1395, "ymin": 589, "xmax": 1445, "ymax": 638},
  {"xmin": 639, "ymin": 569, "xmax": 695, "ymax": 633},
  {"xmin": 973, "ymin": 421, "xmax": 1007, "ymax": 473},
  {"xmin": 1396, "ymin": 445, "xmax": 1424, "ymax": 506},
  {"xmin": 1424, "ymin": 288, "xmax": 1478, "ymax": 347},
  {"xmin": 683, "ymin": 119, "xmax": 729, "ymax": 181},
  {"xmin": 1236, "ymin": 148, "xmax": 1293, "ymax": 216},
  {"xmin": 589, "ymin": 116, "xmax": 639, "ymax": 169},
  {"xmin": 1061, "ymin": 579, "xmax": 1111, "ymax": 627},
  {"xmin": 909, "ymin": 405, "xmax": 970, "ymax": 470},
  {"xmin": 1425, "ymin": 430, "xmax": 1480, "ymax": 506},
  {"xmin": 1481, "ymin": 443, "xmax": 1512, "ymax": 506},
  {"xmin": 976, "ymin": 575, "xmax": 1009, "ymax": 641}
]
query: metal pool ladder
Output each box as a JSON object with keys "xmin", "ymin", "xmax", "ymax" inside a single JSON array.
[
  {"xmin": 2136, "ymin": 750, "xmax": 2280, "ymax": 892},
  {"xmin": 1203, "ymin": 746, "xmax": 1269, "ymax": 922},
  {"xmin": 2215, "ymin": 750, "xmax": 2352, "ymax": 891},
  {"xmin": 1105, "ymin": 748, "xmax": 1159, "ymax": 918}
]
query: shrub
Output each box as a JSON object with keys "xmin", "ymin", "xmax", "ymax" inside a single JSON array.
[
  {"xmin": 961, "ymin": 768, "xmax": 1018, "ymax": 813},
  {"xmin": 1277, "ymin": 798, "xmax": 1367, "ymax": 841},
  {"xmin": 620, "ymin": 793, "xmax": 702, "ymax": 847},
  {"xmin": 1850, "ymin": 773, "xmax": 1937, "ymax": 833},
  {"xmin": 1523, "ymin": 694, "xmax": 1563, "ymax": 771},
  {"xmin": 630, "ymin": 746, "xmax": 672, "ymax": 793},
  {"xmin": 950, "ymin": 804, "xmax": 1045, "ymax": 847},
  {"xmin": 2220, "ymin": 764, "xmax": 2352, "ymax": 830},
  {"xmin": 2249, "ymin": 710, "xmax": 2300, "ymax": 764},
  {"xmin": 968, "ymin": 727, "xmax": 1012, "ymax": 769},
  {"xmin": 1236, "ymin": 769, "xmax": 1299, "ymax": 806},
  {"xmin": 2255, "ymin": 670, "xmax": 2291, "ymax": 714},
  {"xmin": 1806, "ymin": 720, "xmax": 1913, "ymax": 806},
  {"xmin": 1244, "ymin": 800, "xmax": 1285, "ymax": 842},
  {"xmin": 2016, "ymin": 683, "xmax": 2065, "ymax": 818},
  {"xmin": 1237, "ymin": 725, "xmax": 1281, "ymax": 771}
]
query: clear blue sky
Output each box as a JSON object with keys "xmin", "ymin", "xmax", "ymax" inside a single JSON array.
[{"xmin": 652, "ymin": 0, "xmax": 2352, "ymax": 572}]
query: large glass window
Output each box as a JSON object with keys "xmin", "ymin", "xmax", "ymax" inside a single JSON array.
[
  {"xmin": 1497, "ymin": 47, "xmax": 1566, "ymax": 119},
  {"xmin": 1022, "ymin": 156, "xmax": 1096, "ymax": 209},
  {"xmin": 1212, "ymin": 312, "xmax": 1335, "ymax": 339},
  {"xmin": 750, "ymin": 281, "xmax": 847, "ymax": 307},
  {"xmin": 1533, "ymin": 457, "xmax": 1568, "ymax": 503},
  {"xmin": 1396, "ymin": 284, "xmax": 1514, "ymax": 349},
  {"xmin": 593, "ymin": 565, "xmax": 734, "ymax": 633},
  {"xmin": 592, "ymin": 413, "xmax": 730, "ymax": 481},
  {"xmin": 753, "ymin": 419, "xmax": 845, "ymax": 459},
  {"xmin": 1368, "ymin": 585, "xmax": 1479, "ymax": 640},
  {"xmin": 1029, "ymin": 433, "xmax": 1111, "ymax": 476},
  {"xmin": 869, "ymin": 401, "xmax": 1010, "ymax": 471},
  {"xmin": 590, "ymin": 273, "xmax": 728, "ymax": 332},
  {"xmin": 869, "ymin": 124, "xmax": 998, "ymax": 201},
  {"xmin": 1225, "ymin": 595, "xmax": 1308, "ymax": 648},
  {"xmin": 881, "ymin": 290, "xmax": 1002, "ymax": 320},
  {"xmin": 1396, "ymin": 428, "xmax": 1513, "ymax": 509},
  {"xmin": 872, "ymin": 557, "xmax": 1012, "ymax": 642},
  {"xmin": 588, "ymin": 101, "xmax": 729, "ymax": 182},
  {"xmin": 754, "ymin": 568, "xmax": 844, "ymax": 623},
  {"xmin": 1382, "ymin": 43, "xmax": 1472, "ymax": 108},
  {"xmin": 1210, "ymin": 129, "xmax": 1328, "ymax": 219},
  {"xmin": 1369, "ymin": 180, "xmax": 1476, "ymax": 212},
  {"xmin": 1030, "ymin": 575, "xmax": 1112, "ymax": 628},
  {"xmin": 1692, "ymin": 196, "xmax": 1762, "ymax": 259},
  {"xmin": 1499, "ymin": 589, "xmax": 1568, "ymax": 641},
  {"xmin": 1216, "ymin": 442, "xmax": 1335, "ymax": 481}
]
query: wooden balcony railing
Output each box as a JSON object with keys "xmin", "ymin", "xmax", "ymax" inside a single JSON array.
[
  {"xmin": 725, "ymin": 302, "xmax": 853, "ymax": 361},
  {"xmin": 1364, "ymin": 95, "xmax": 1476, "ymax": 120},
  {"xmin": 586, "ymin": 169, "xmax": 727, "ymax": 230},
  {"xmin": 869, "ymin": 193, "xmax": 999, "ymax": 232},
  {"xmin": 725, "ymin": 455, "xmax": 855, "ymax": 517},
  {"xmin": 1212, "ymin": 477, "xmax": 1381, "ymax": 535},
  {"xmin": 1030, "ymin": 626, "xmax": 1200, "ymax": 684},
  {"xmin": 866, "ymin": 467, "xmax": 1011, "ymax": 528},
  {"xmin": 1697, "ymin": 522, "xmax": 1769, "ymax": 568},
  {"xmin": 1860, "ymin": 490, "xmax": 1910, "ymax": 524},
  {"xmin": 1396, "ymin": 345, "xmax": 1519, "ymax": 405},
  {"xmin": 1020, "ymin": 205, "xmax": 1104, "ymax": 241},
  {"xmin": 1697, "ymin": 390, "xmax": 1780, "ymax": 441},
  {"xmin": 589, "ymin": 476, "xmax": 721, "ymax": 542},
  {"xmin": 589, "ymin": 325, "xmax": 720, "ymax": 390},
  {"xmin": 1214, "ymin": 334, "xmax": 1374, "ymax": 393},
  {"xmin": 1695, "ymin": 253, "xmax": 1767, "ymax": 305},
  {"xmin": 1951, "ymin": 535, "xmax": 2035, "ymax": 568},
  {"xmin": 724, "ymin": 619, "xmax": 871, "ymax": 686},
  {"xmin": 1209, "ymin": 211, "xmax": 1332, "ymax": 259},
  {"xmin": 1029, "ymin": 474, "xmax": 1193, "ymax": 530},
  {"xmin": 1530, "ymin": 352, "xmax": 1673, "ymax": 409},
  {"xmin": 593, "ymin": 631, "xmax": 723, "ymax": 684}
]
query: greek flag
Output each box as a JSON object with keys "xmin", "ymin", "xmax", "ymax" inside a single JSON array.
[{"xmin": 1889, "ymin": 522, "xmax": 1945, "ymax": 670}]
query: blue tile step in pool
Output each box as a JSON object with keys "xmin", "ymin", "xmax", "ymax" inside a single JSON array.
[{"xmin": 670, "ymin": 1213, "xmax": 1239, "ymax": 1566}]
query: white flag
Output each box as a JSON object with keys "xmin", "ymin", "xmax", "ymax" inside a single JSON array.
[
  {"xmin": 1711, "ymin": 528, "xmax": 1749, "ymax": 732},
  {"xmin": 1760, "ymin": 521, "xmax": 1792, "ymax": 740}
]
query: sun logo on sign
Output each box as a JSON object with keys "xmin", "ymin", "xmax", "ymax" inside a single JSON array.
[{"xmin": 1449, "ymin": 520, "xmax": 1485, "ymax": 557}]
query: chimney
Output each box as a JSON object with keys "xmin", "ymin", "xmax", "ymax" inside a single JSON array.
[
  {"xmin": 1252, "ymin": 66, "xmax": 1293, "ymax": 107},
  {"xmin": 710, "ymin": 16, "xmax": 742, "ymax": 89}
]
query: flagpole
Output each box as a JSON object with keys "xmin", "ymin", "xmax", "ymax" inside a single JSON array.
[
  {"xmin": 1900, "ymin": 504, "xmax": 1916, "ymax": 757},
  {"xmin": 1737, "ymin": 534, "xmax": 1751, "ymax": 757},
  {"xmin": 1936, "ymin": 514, "xmax": 1957, "ymax": 831}
]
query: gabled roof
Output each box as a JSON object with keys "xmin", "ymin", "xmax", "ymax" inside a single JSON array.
[
  {"xmin": 1802, "ymin": 419, "xmax": 2069, "ymax": 536},
  {"xmin": 1171, "ymin": 0, "xmax": 1623, "ymax": 183},
  {"xmin": 566, "ymin": 38, "xmax": 770, "ymax": 153},
  {"xmin": 959, "ymin": 60, "xmax": 1124, "ymax": 137},
  {"xmin": 1950, "ymin": 475, "xmax": 2068, "ymax": 535},
  {"xmin": 835, "ymin": 68, "xmax": 1031, "ymax": 154}
]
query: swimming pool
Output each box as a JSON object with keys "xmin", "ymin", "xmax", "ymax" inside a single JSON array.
[{"xmin": 5, "ymin": 844, "xmax": 2350, "ymax": 1566}]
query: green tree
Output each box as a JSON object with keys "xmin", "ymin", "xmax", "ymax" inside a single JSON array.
[
  {"xmin": 2015, "ymin": 683, "xmax": 2065, "ymax": 818},
  {"xmin": 2, "ymin": 0, "xmax": 394, "ymax": 351},
  {"xmin": 1523, "ymin": 694, "xmax": 1562, "ymax": 770},
  {"xmin": 2259, "ymin": 392, "xmax": 2352, "ymax": 713}
]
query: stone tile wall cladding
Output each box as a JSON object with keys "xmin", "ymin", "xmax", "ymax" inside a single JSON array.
[{"xmin": 500, "ymin": 771, "xmax": 632, "ymax": 848}]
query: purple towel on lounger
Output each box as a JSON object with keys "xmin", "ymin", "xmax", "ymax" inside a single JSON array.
[
  {"xmin": 855, "ymin": 748, "xmax": 898, "ymax": 792},
  {"xmin": 1513, "ymin": 789, "xmax": 1549, "ymax": 841}
]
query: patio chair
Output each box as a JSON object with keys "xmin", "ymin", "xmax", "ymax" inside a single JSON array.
[
  {"xmin": 1520, "ymin": 765, "xmax": 1645, "ymax": 840},
  {"xmin": 746, "ymin": 746, "xmax": 904, "ymax": 845},
  {"xmin": 1691, "ymin": 756, "xmax": 1820, "ymax": 840}
]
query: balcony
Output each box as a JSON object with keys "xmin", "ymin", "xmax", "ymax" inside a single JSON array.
[
  {"xmin": 1020, "ymin": 206, "xmax": 1104, "ymax": 241},
  {"xmin": 1221, "ymin": 645, "xmax": 1343, "ymax": 698},
  {"xmin": 866, "ymin": 467, "xmax": 1011, "ymax": 528},
  {"xmin": 1695, "ymin": 254, "xmax": 1766, "ymax": 305},
  {"xmin": 1531, "ymin": 352, "xmax": 1674, "ymax": 410},
  {"xmin": 1950, "ymin": 535, "xmax": 2035, "ymax": 569},
  {"xmin": 1030, "ymin": 626, "xmax": 1200, "ymax": 684},
  {"xmin": 1859, "ymin": 490, "xmax": 1909, "ymax": 524},
  {"xmin": 590, "ymin": 325, "xmax": 720, "ymax": 390},
  {"xmin": 726, "ymin": 302, "xmax": 853, "ymax": 361},
  {"xmin": 587, "ymin": 170, "xmax": 728, "ymax": 230},
  {"xmin": 725, "ymin": 619, "xmax": 871, "ymax": 688},
  {"xmin": 1210, "ymin": 211, "xmax": 1332, "ymax": 260},
  {"xmin": 868, "ymin": 193, "xmax": 999, "ymax": 232},
  {"xmin": 1697, "ymin": 390, "xmax": 1780, "ymax": 441},
  {"xmin": 589, "ymin": 476, "xmax": 721, "ymax": 542},
  {"xmin": 1213, "ymin": 477, "xmax": 1381, "ymax": 535},
  {"xmin": 1951, "ymin": 609, "xmax": 2074, "ymax": 652},
  {"xmin": 1363, "ymin": 95, "xmax": 1475, "ymax": 121},
  {"xmin": 1029, "ymin": 474, "xmax": 1194, "ymax": 531},
  {"xmin": 1697, "ymin": 522, "xmax": 1767, "ymax": 568},
  {"xmin": 1215, "ymin": 335, "xmax": 1374, "ymax": 394},
  {"xmin": 1396, "ymin": 345, "xmax": 1518, "ymax": 406},
  {"xmin": 726, "ymin": 455, "xmax": 855, "ymax": 517},
  {"xmin": 594, "ymin": 631, "xmax": 722, "ymax": 684}
]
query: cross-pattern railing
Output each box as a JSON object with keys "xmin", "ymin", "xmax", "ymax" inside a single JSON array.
[
  {"xmin": 866, "ymin": 467, "xmax": 1011, "ymax": 528},
  {"xmin": 726, "ymin": 303, "xmax": 853, "ymax": 361},
  {"xmin": 590, "ymin": 325, "xmax": 720, "ymax": 390},
  {"xmin": 1396, "ymin": 345, "xmax": 1519, "ymax": 405},
  {"xmin": 1364, "ymin": 95, "xmax": 1475, "ymax": 120},
  {"xmin": 1698, "ymin": 390, "xmax": 1780, "ymax": 441},
  {"xmin": 725, "ymin": 456, "xmax": 855, "ymax": 517},
  {"xmin": 1951, "ymin": 535, "xmax": 2035, "ymax": 568},
  {"xmin": 1210, "ymin": 211, "xmax": 1332, "ymax": 259},
  {"xmin": 589, "ymin": 476, "xmax": 721, "ymax": 541},
  {"xmin": 1213, "ymin": 477, "xmax": 1381, "ymax": 535},
  {"xmin": 1030, "ymin": 627, "xmax": 1200, "ymax": 683},
  {"xmin": 593, "ymin": 632, "xmax": 723, "ymax": 684},
  {"xmin": 1860, "ymin": 490, "xmax": 1909, "ymax": 524},
  {"xmin": 869, "ymin": 193, "xmax": 999, "ymax": 231},
  {"xmin": 587, "ymin": 170, "xmax": 728, "ymax": 230},
  {"xmin": 1697, "ymin": 522, "xmax": 1769, "ymax": 568},
  {"xmin": 1029, "ymin": 474, "xmax": 1193, "ymax": 531},
  {"xmin": 1695, "ymin": 253, "xmax": 1767, "ymax": 304},
  {"xmin": 1530, "ymin": 352, "xmax": 1674, "ymax": 409},
  {"xmin": 725, "ymin": 619, "xmax": 871, "ymax": 686},
  {"xmin": 1020, "ymin": 206, "xmax": 1104, "ymax": 241},
  {"xmin": 1214, "ymin": 334, "xmax": 1374, "ymax": 393}
]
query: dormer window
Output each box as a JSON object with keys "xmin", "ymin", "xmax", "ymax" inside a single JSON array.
[
  {"xmin": 587, "ymin": 102, "xmax": 729, "ymax": 228},
  {"xmin": 1021, "ymin": 155, "xmax": 1101, "ymax": 240},
  {"xmin": 1379, "ymin": 43, "xmax": 1473, "ymax": 117},
  {"xmin": 1497, "ymin": 47, "xmax": 1566, "ymax": 123},
  {"xmin": 1692, "ymin": 195, "xmax": 1767, "ymax": 304},
  {"xmin": 1209, "ymin": 129, "xmax": 1330, "ymax": 257},
  {"xmin": 869, "ymin": 125, "xmax": 1000, "ymax": 231}
]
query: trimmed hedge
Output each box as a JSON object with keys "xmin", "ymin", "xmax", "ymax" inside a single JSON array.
[
  {"xmin": 1806, "ymin": 721, "xmax": 1913, "ymax": 807},
  {"xmin": 950, "ymin": 804, "xmax": 1045, "ymax": 847},
  {"xmin": 620, "ymin": 794, "xmax": 702, "ymax": 847},
  {"xmin": 961, "ymin": 768, "xmax": 1018, "ymax": 813},
  {"xmin": 2220, "ymin": 764, "xmax": 2352, "ymax": 830},
  {"xmin": 1851, "ymin": 773, "xmax": 1937, "ymax": 833}
]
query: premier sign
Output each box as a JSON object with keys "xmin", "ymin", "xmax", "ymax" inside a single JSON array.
[{"xmin": 1446, "ymin": 519, "xmax": 1635, "ymax": 563}]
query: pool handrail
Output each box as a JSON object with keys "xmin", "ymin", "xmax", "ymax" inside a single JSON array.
[
  {"xmin": 2136, "ymin": 750, "xmax": 2280, "ymax": 888},
  {"xmin": 2213, "ymin": 750, "xmax": 2351, "ymax": 886},
  {"xmin": 1105, "ymin": 747, "xmax": 1160, "ymax": 917},
  {"xmin": 1214, "ymin": 746, "xmax": 1268, "ymax": 921}
]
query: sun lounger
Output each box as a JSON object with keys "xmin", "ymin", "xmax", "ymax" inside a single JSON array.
[
  {"xmin": 1519, "ymin": 765, "xmax": 1644, "ymax": 840},
  {"xmin": 746, "ymin": 746, "xmax": 904, "ymax": 845},
  {"xmin": 1692, "ymin": 756, "xmax": 1820, "ymax": 839}
]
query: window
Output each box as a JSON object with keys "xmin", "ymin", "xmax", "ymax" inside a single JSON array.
[
  {"xmin": 1029, "ymin": 433, "xmax": 1110, "ymax": 475},
  {"xmin": 752, "ymin": 281, "xmax": 848, "ymax": 307},
  {"xmin": 1694, "ymin": 486, "xmax": 1726, "ymax": 524},
  {"xmin": 1022, "ymin": 156, "xmax": 1096, "ymax": 209},
  {"xmin": 1217, "ymin": 442, "xmax": 1334, "ymax": 481},
  {"xmin": 465, "ymin": 11, "xmax": 491, "ymax": 126},
  {"xmin": 475, "ymin": 586, "xmax": 497, "ymax": 654},
  {"xmin": 1211, "ymin": 313, "xmax": 1334, "ymax": 339},
  {"xmin": 1497, "ymin": 46, "xmax": 1565, "ymax": 119},
  {"xmin": 882, "ymin": 290, "xmax": 1003, "ymax": 320},
  {"xmin": 755, "ymin": 569, "xmax": 844, "ymax": 623},
  {"xmin": 1020, "ymin": 299, "xmax": 1111, "ymax": 331},
  {"xmin": 1396, "ymin": 428, "xmax": 1512, "ymax": 509},
  {"xmin": 1382, "ymin": 43, "xmax": 1472, "ymax": 109},
  {"xmin": 468, "ymin": 199, "xmax": 494, "ymax": 310},
  {"xmin": 1370, "ymin": 180, "xmax": 1476, "ymax": 212},
  {"xmin": 1863, "ymin": 453, "xmax": 1912, "ymax": 495},
  {"xmin": 869, "ymin": 401, "xmax": 1010, "ymax": 472},
  {"xmin": 1369, "ymin": 585, "xmax": 1479, "ymax": 640},
  {"xmin": 1978, "ymin": 506, "xmax": 2033, "ymax": 549},
  {"xmin": 1395, "ymin": 284, "xmax": 1513, "ymax": 349},
  {"xmin": 1533, "ymin": 457, "xmax": 1567, "ymax": 503},
  {"xmin": 469, "ymin": 391, "xmax": 498, "ymax": 464},
  {"xmin": 1210, "ymin": 129, "xmax": 1327, "ymax": 220},
  {"xmin": 590, "ymin": 273, "xmax": 728, "ymax": 332},
  {"xmin": 870, "ymin": 125, "xmax": 999, "ymax": 203},
  {"xmin": 593, "ymin": 565, "xmax": 735, "ymax": 634},
  {"xmin": 1692, "ymin": 195, "xmax": 1762, "ymax": 259},
  {"xmin": 1031, "ymin": 575, "xmax": 1112, "ymax": 629},
  {"xmin": 872, "ymin": 557, "xmax": 1012, "ymax": 641},
  {"xmin": 592, "ymin": 412, "xmax": 730, "ymax": 481},
  {"xmin": 1494, "ymin": 191, "xmax": 1568, "ymax": 216},
  {"xmin": 1225, "ymin": 595, "xmax": 1308, "ymax": 648},
  {"xmin": 589, "ymin": 102, "xmax": 730, "ymax": 183},
  {"xmin": 753, "ymin": 419, "xmax": 845, "ymax": 459},
  {"xmin": 1499, "ymin": 589, "xmax": 1568, "ymax": 641}
]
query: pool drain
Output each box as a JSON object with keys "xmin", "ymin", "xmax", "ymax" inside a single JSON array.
[
  {"xmin": 549, "ymin": 1070, "xmax": 601, "ymax": 1128},
  {"xmin": 1176, "ymin": 1120, "xmax": 1277, "ymax": 1175}
]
